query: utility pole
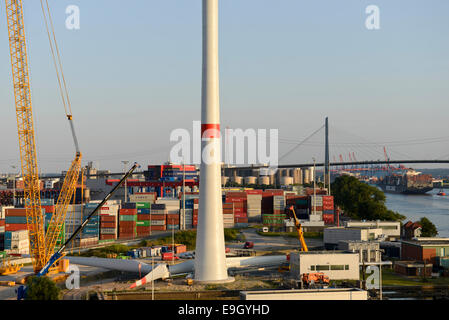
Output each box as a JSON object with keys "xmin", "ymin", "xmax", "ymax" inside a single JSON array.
[
  {"xmin": 324, "ymin": 117, "xmax": 330, "ymax": 195},
  {"xmin": 121, "ymin": 161, "xmax": 129, "ymax": 203}
]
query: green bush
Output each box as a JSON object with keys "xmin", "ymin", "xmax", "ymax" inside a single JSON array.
[{"xmin": 25, "ymin": 276, "xmax": 60, "ymax": 300}]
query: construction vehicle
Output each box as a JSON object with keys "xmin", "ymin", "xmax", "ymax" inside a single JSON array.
[
  {"xmin": 4, "ymin": 0, "xmax": 82, "ymax": 275},
  {"xmin": 301, "ymin": 272, "xmax": 330, "ymax": 288},
  {"xmin": 287, "ymin": 206, "xmax": 308, "ymax": 252},
  {"xmin": 0, "ymin": 258, "xmax": 23, "ymax": 276}
]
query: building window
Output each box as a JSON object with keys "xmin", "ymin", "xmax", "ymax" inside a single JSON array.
[
  {"xmin": 316, "ymin": 265, "xmax": 330, "ymax": 271},
  {"xmin": 310, "ymin": 265, "xmax": 315, "ymax": 271},
  {"xmin": 345, "ymin": 265, "xmax": 349, "ymax": 270},
  {"xmin": 330, "ymin": 265, "xmax": 345, "ymax": 270}
]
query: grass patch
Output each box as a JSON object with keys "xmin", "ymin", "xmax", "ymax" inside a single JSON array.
[{"xmin": 364, "ymin": 269, "xmax": 449, "ymax": 287}]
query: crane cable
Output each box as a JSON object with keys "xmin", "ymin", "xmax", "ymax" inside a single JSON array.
[{"xmin": 39, "ymin": 0, "xmax": 80, "ymax": 154}]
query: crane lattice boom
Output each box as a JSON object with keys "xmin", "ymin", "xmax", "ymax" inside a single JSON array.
[{"xmin": 5, "ymin": 0, "xmax": 47, "ymax": 272}]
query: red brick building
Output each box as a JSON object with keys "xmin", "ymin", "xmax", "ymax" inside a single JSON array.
[{"xmin": 401, "ymin": 238, "xmax": 449, "ymax": 265}]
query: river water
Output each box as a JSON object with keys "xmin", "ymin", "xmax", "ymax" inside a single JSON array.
[{"xmin": 385, "ymin": 188, "xmax": 449, "ymax": 237}]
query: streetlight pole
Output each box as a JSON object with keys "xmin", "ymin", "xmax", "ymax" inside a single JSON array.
[
  {"xmin": 121, "ymin": 161, "xmax": 129, "ymax": 203},
  {"xmin": 312, "ymin": 158, "xmax": 316, "ymax": 215},
  {"xmin": 11, "ymin": 165, "xmax": 17, "ymax": 206}
]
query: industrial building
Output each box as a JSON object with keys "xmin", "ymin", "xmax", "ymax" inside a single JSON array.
[
  {"xmin": 344, "ymin": 220, "xmax": 401, "ymax": 241},
  {"xmin": 289, "ymin": 251, "xmax": 360, "ymax": 281},
  {"xmin": 401, "ymin": 238, "xmax": 449, "ymax": 265},
  {"xmin": 324, "ymin": 227, "xmax": 383, "ymax": 249},
  {"xmin": 338, "ymin": 240, "xmax": 381, "ymax": 263}
]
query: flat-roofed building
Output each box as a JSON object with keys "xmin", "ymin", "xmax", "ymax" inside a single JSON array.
[
  {"xmin": 289, "ymin": 251, "xmax": 360, "ymax": 281},
  {"xmin": 344, "ymin": 220, "xmax": 401, "ymax": 241},
  {"xmin": 324, "ymin": 227, "xmax": 383, "ymax": 249},
  {"xmin": 401, "ymin": 238, "xmax": 449, "ymax": 265}
]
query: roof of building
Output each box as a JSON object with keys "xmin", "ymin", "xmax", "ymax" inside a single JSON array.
[
  {"xmin": 296, "ymin": 250, "xmax": 358, "ymax": 255},
  {"xmin": 401, "ymin": 238, "xmax": 449, "ymax": 247}
]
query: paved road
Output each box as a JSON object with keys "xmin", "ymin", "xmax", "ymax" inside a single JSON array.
[{"xmin": 227, "ymin": 229, "xmax": 323, "ymax": 252}]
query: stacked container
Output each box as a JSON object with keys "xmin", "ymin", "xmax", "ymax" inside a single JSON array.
[
  {"xmin": 192, "ymin": 199, "xmax": 199, "ymax": 228},
  {"xmin": 5, "ymin": 208, "xmax": 33, "ymax": 232},
  {"xmin": 45, "ymin": 211, "xmax": 65, "ymax": 248},
  {"xmin": 322, "ymin": 195, "xmax": 335, "ymax": 225},
  {"xmin": 225, "ymin": 192, "xmax": 248, "ymax": 228},
  {"xmin": 222, "ymin": 202, "xmax": 235, "ymax": 228},
  {"xmin": 64, "ymin": 204, "xmax": 84, "ymax": 242},
  {"xmin": 82, "ymin": 202, "xmax": 100, "ymax": 242},
  {"xmin": 4, "ymin": 230, "xmax": 29, "ymax": 254},
  {"xmin": 309, "ymin": 195, "xmax": 323, "ymax": 222},
  {"xmin": 98, "ymin": 201, "xmax": 120, "ymax": 242},
  {"xmin": 181, "ymin": 199, "xmax": 196, "ymax": 229},
  {"xmin": 0, "ymin": 206, "xmax": 14, "ymax": 220},
  {"xmin": 150, "ymin": 203, "xmax": 166, "ymax": 231},
  {"xmin": 136, "ymin": 202, "xmax": 151, "ymax": 237},
  {"xmin": 119, "ymin": 203, "xmax": 137, "ymax": 239},
  {"xmin": 246, "ymin": 190, "xmax": 262, "ymax": 222}
]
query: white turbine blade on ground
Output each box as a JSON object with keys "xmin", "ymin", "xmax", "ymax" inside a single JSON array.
[
  {"xmin": 67, "ymin": 256, "xmax": 153, "ymax": 273},
  {"xmin": 130, "ymin": 263, "xmax": 170, "ymax": 289}
]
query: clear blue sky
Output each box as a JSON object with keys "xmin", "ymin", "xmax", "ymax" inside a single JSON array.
[{"xmin": 0, "ymin": 0, "xmax": 448, "ymax": 173}]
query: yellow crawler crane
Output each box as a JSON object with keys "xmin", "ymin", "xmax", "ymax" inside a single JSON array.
[
  {"xmin": 5, "ymin": 0, "xmax": 47, "ymax": 273},
  {"xmin": 5, "ymin": 0, "xmax": 82, "ymax": 273}
]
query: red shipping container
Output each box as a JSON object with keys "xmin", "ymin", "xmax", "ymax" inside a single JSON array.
[
  {"xmin": 226, "ymin": 197, "xmax": 245, "ymax": 203},
  {"xmin": 150, "ymin": 214, "xmax": 166, "ymax": 221},
  {"xmin": 100, "ymin": 222, "xmax": 116, "ymax": 228},
  {"xmin": 245, "ymin": 190, "xmax": 263, "ymax": 195},
  {"xmin": 223, "ymin": 209, "xmax": 234, "ymax": 214},
  {"xmin": 100, "ymin": 234, "xmax": 116, "ymax": 240},
  {"xmin": 120, "ymin": 209, "xmax": 137, "ymax": 215},
  {"xmin": 41, "ymin": 205, "xmax": 55, "ymax": 214},
  {"xmin": 5, "ymin": 223, "xmax": 28, "ymax": 231},
  {"xmin": 323, "ymin": 214, "xmax": 334, "ymax": 225},
  {"xmin": 150, "ymin": 225, "xmax": 166, "ymax": 231},
  {"xmin": 137, "ymin": 214, "xmax": 151, "ymax": 221},
  {"xmin": 323, "ymin": 204, "xmax": 334, "ymax": 210},
  {"xmin": 235, "ymin": 217, "xmax": 248, "ymax": 223},
  {"xmin": 0, "ymin": 220, "xmax": 5, "ymax": 227},
  {"xmin": 234, "ymin": 213, "xmax": 247, "ymax": 218},
  {"xmin": 100, "ymin": 216, "xmax": 116, "ymax": 222},
  {"xmin": 222, "ymin": 203, "xmax": 234, "ymax": 209},
  {"xmin": 5, "ymin": 208, "xmax": 27, "ymax": 217}
]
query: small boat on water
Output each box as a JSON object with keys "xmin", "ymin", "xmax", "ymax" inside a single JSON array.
[{"xmin": 437, "ymin": 191, "xmax": 446, "ymax": 196}]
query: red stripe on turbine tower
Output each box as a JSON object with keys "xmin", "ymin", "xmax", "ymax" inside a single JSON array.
[{"xmin": 201, "ymin": 124, "xmax": 221, "ymax": 138}]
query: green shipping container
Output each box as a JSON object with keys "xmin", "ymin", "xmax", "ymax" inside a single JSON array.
[
  {"xmin": 136, "ymin": 202, "xmax": 150, "ymax": 209},
  {"xmin": 120, "ymin": 215, "xmax": 138, "ymax": 221},
  {"xmin": 137, "ymin": 221, "xmax": 151, "ymax": 227}
]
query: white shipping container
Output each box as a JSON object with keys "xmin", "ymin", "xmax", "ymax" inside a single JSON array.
[
  {"xmin": 11, "ymin": 230, "xmax": 28, "ymax": 241},
  {"xmin": 149, "ymin": 220, "xmax": 166, "ymax": 226}
]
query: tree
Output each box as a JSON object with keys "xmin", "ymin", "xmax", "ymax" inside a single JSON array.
[
  {"xmin": 25, "ymin": 276, "xmax": 61, "ymax": 300},
  {"xmin": 331, "ymin": 175, "xmax": 405, "ymax": 221},
  {"xmin": 419, "ymin": 217, "xmax": 438, "ymax": 237}
]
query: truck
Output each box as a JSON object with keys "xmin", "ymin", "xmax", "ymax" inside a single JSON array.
[{"xmin": 301, "ymin": 272, "xmax": 330, "ymax": 288}]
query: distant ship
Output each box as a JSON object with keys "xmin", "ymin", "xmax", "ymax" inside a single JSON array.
[{"xmin": 378, "ymin": 170, "xmax": 433, "ymax": 194}]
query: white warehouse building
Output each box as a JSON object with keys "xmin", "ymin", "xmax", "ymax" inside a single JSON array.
[
  {"xmin": 289, "ymin": 251, "xmax": 360, "ymax": 281},
  {"xmin": 344, "ymin": 220, "xmax": 401, "ymax": 241}
]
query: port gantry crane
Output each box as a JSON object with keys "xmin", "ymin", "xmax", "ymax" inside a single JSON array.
[{"xmin": 5, "ymin": 0, "xmax": 82, "ymax": 273}]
